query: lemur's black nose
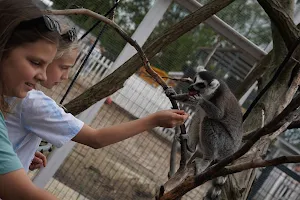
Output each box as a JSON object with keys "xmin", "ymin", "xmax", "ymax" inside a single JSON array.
[{"xmin": 188, "ymin": 85, "xmax": 195, "ymax": 91}]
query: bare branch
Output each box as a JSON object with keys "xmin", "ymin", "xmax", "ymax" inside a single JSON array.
[
  {"xmin": 235, "ymin": 52, "xmax": 271, "ymax": 99},
  {"xmin": 269, "ymin": 120, "xmax": 294, "ymax": 140},
  {"xmin": 159, "ymin": 93, "xmax": 300, "ymax": 199},
  {"xmin": 287, "ymin": 114, "xmax": 300, "ymax": 129},
  {"xmin": 47, "ymin": 0, "xmax": 238, "ymax": 172},
  {"xmin": 159, "ymin": 155, "xmax": 300, "ymax": 200},
  {"xmin": 46, "ymin": 0, "xmax": 238, "ymax": 116},
  {"xmin": 203, "ymin": 36, "xmax": 221, "ymax": 68},
  {"xmin": 257, "ymin": 0, "xmax": 300, "ymax": 49},
  {"xmin": 219, "ymin": 156, "xmax": 300, "ymax": 176},
  {"xmin": 161, "ymin": 77, "xmax": 193, "ymax": 84},
  {"xmin": 46, "ymin": 8, "xmax": 193, "ymax": 170},
  {"xmin": 45, "ymin": 9, "xmax": 168, "ymax": 89},
  {"xmin": 243, "ymin": 41, "xmax": 300, "ymax": 121},
  {"xmin": 236, "ymin": 2, "xmax": 300, "ymax": 101},
  {"xmin": 277, "ymin": 64, "xmax": 300, "ymax": 114}
]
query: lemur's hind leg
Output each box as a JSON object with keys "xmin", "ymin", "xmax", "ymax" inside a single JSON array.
[
  {"xmin": 193, "ymin": 157, "xmax": 213, "ymax": 175},
  {"xmin": 192, "ymin": 120, "xmax": 225, "ymax": 175},
  {"xmin": 187, "ymin": 148, "xmax": 210, "ymax": 175},
  {"xmin": 191, "ymin": 142, "xmax": 214, "ymax": 175}
]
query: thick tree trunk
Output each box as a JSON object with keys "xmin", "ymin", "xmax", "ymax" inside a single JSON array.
[{"xmin": 221, "ymin": 0, "xmax": 298, "ymax": 199}]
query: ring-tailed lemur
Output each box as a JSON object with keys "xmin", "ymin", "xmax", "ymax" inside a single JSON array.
[{"xmin": 166, "ymin": 69, "xmax": 243, "ymax": 199}]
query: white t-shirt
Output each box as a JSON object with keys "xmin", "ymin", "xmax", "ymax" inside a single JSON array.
[{"xmin": 5, "ymin": 90, "xmax": 84, "ymax": 172}]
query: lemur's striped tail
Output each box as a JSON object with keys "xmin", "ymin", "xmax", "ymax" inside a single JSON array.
[{"xmin": 203, "ymin": 176, "xmax": 227, "ymax": 200}]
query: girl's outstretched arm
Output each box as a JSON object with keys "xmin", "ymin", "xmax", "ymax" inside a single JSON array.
[{"xmin": 72, "ymin": 109, "xmax": 188, "ymax": 148}]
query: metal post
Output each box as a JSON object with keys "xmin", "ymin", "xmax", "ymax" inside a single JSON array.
[
  {"xmin": 175, "ymin": 0, "xmax": 267, "ymax": 61},
  {"xmin": 108, "ymin": 0, "xmax": 173, "ymax": 74}
]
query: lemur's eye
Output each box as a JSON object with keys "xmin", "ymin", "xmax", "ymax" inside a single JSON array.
[{"xmin": 196, "ymin": 82, "xmax": 206, "ymax": 88}]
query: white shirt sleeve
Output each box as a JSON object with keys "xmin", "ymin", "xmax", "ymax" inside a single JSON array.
[{"xmin": 20, "ymin": 90, "xmax": 84, "ymax": 147}]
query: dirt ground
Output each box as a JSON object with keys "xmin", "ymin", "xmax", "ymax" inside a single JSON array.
[
  {"xmin": 43, "ymin": 102, "xmax": 208, "ymax": 200},
  {"xmin": 32, "ymin": 76, "xmax": 210, "ymax": 200}
]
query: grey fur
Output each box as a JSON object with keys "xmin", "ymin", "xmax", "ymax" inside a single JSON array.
[{"xmin": 166, "ymin": 70, "xmax": 243, "ymax": 199}]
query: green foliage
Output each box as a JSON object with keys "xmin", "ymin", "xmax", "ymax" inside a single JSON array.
[
  {"xmin": 144, "ymin": 3, "xmax": 218, "ymax": 72},
  {"xmin": 201, "ymin": 0, "xmax": 272, "ymax": 48},
  {"xmin": 52, "ymin": 0, "xmax": 271, "ymax": 72}
]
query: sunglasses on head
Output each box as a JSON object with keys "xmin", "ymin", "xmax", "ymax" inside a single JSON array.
[
  {"xmin": 61, "ymin": 27, "xmax": 77, "ymax": 42},
  {"xmin": 17, "ymin": 15, "xmax": 61, "ymax": 34}
]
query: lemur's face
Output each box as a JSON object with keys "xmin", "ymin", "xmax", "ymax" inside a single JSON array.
[{"xmin": 188, "ymin": 71, "xmax": 220, "ymax": 97}]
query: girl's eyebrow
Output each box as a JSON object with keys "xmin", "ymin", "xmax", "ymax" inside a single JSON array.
[
  {"xmin": 60, "ymin": 64, "xmax": 72, "ymax": 68},
  {"xmin": 27, "ymin": 56, "xmax": 47, "ymax": 64}
]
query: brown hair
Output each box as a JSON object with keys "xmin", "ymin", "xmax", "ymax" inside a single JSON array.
[{"xmin": 0, "ymin": 0, "xmax": 61, "ymax": 114}]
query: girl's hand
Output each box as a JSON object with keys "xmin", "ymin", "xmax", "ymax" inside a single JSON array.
[
  {"xmin": 29, "ymin": 151, "xmax": 47, "ymax": 171},
  {"xmin": 150, "ymin": 109, "xmax": 189, "ymax": 128}
]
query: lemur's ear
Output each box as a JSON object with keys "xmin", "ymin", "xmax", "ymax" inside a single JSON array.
[
  {"xmin": 196, "ymin": 65, "xmax": 206, "ymax": 73},
  {"xmin": 210, "ymin": 79, "xmax": 220, "ymax": 88}
]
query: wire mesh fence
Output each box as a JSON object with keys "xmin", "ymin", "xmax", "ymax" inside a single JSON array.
[
  {"xmin": 248, "ymin": 165, "xmax": 300, "ymax": 200},
  {"xmin": 31, "ymin": 44, "xmax": 208, "ymax": 199},
  {"xmin": 26, "ymin": 0, "xmax": 293, "ymax": 200}
]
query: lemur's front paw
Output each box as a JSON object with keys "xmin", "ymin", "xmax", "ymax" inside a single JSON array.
[
  {"xmin": 189, "ymin": 94, "xmax": 204, "ymax": 104},
  {"xmin": 165, "ymin": 87, "xmax": 177, "ymax": 97},
  {"xmin": 175, "ymin": 133, "xmax": 189, "ymax": 142},
  {"xmin": 165, "ymin": 87, "xmax": 190, "ymax": 101}
]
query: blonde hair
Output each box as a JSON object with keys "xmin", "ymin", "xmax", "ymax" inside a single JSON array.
[
  {"xmin": 56, "ymin": 38, "xmax": 79, "ymax": 59},
  {"xmin": 55, "ymin": 20, "xmax": 79, "ymax": 59}
]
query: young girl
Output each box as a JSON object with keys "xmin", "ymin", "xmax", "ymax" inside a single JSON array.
[
  {"xmin": 5, "ymin": 26, "xmax": 189, "ymax": 172},
  {"xmin": 0, "ymin": 0, "xmax": 61, "ymax": 199}
]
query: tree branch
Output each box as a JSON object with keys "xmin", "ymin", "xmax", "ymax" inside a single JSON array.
[
  {"xmin": 217, "ymin": 155, "xmax": 300, "ymax": 177},
  {"xmin": 47, "ymin": 0, "xmax": 237, "ymax": 171},
  {"xmin": 287, "ymin": 114, "xmax": 300, "ymax": 129},
  {"xmin": 159, "ymin": 92, "xmax": 300, "ymax": 199},
  {"xmin": 45, "ymin": 0, "xmax": 237, "ymax": 116},
  {"xmin": 46, "ymin": 7, "xmax": 193, "ymax": 170},
  {"xmin": 277, "ymin": 64, "xmax": 300, "ymax": 115},
  {"xmin": 159, "ymin": 155, "xmax": 300, "ymax": 200},
  {"xmin": 257, "ymin": 0, "xmax": 300, "ymax": 49},
  {"xmin": 45, "ymin": 8, "xmax": 167, "ymax": 89},
  {"xmin": 243, "ymin": 39, "xmax": 300, "ymax": 121},
  {"xmin": 234, "ymin": 52, "xmax": 271, "ymax": 99}
]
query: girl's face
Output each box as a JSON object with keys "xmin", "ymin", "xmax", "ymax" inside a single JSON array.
[
  {"xmin": 0, "ymin": 40, "xmax": 57, "ymax": 98},
  {"xmin": 40, "ymin": 48, "xmax": 78, "ymax": 89}
]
